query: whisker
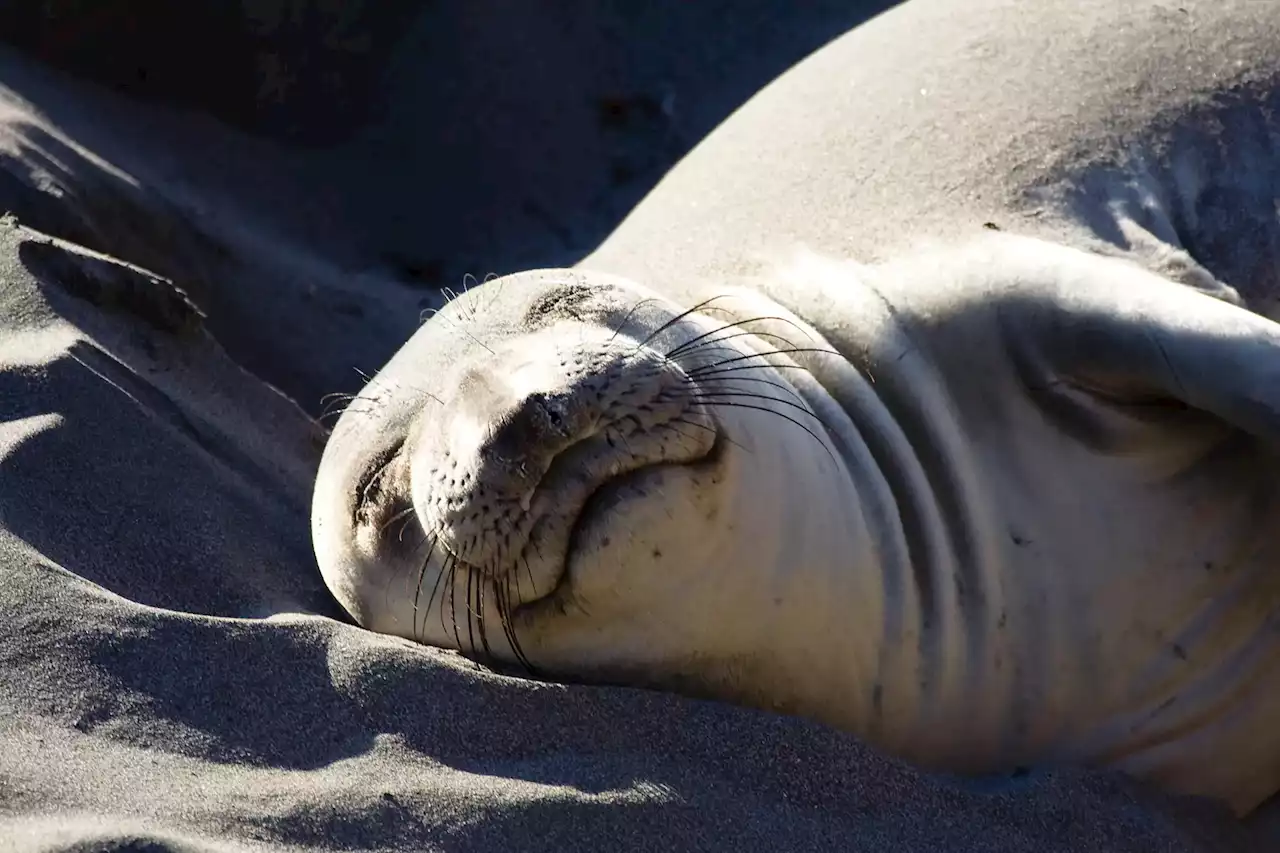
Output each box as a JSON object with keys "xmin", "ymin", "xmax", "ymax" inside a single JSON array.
[
  {"xmin": 419, "ymin": 536, "xmax": 454, "ymax": 642},
  {"xmin": 663, "ymin": 315, "xmax": 814, "ymax": 361},
  {"xmin": 665, "ymin": 416, "xmax": 751, "ymax": 454},
  {"xmin": 512, "ymin": 551, "xmax": 526, "ymax": 604},
  {"xmin": 446, "ymin": 555, "xmax": 463, "ymax": 649},
  {"xmin": 319, "ymin": 391, "xmax": 361, "ymax": 409},
  {"xmin": 441, "ymin": 311, "xmax": 496, "ymax": 355},
  {"xmin": 688, "ymin": 361, "xmax": 825, "ymax": 382},
  {"xmin": 683, "ymin": 387, "xmax": 833, "ymax": 434},
  {"xmin": 608, "ymin": 297, "xmax": 664, "ymax": 345},
  {"xmin": 662, "ymin": 416, "xmax": 716, "ymax": 440},
  {"xmin": 630, "ymin": 295, "xmax": 740, "ymax": 353},
  {"xmin": 475, "ymin": 572, "xmax": 493, "ymax": 659},
  {"xmin": 465, "ymin": 558, "xmax": 478, "ymax": 656},
  {"xmin": 318, "ymin": 404, "xmax": 383, "ymax": 423},
  {"xmin": 694, "ymin": 373, "xmax": 810, "ymax": 410},
  {"xmin": 382, "ymin": 525, "xmax": 430, "ymax": 629},
  {"xmin": 661, "ymin": 343, "xmax": 745, "ymax": 369},
  {"xmin": 522, "ymin": 554, "xmax": 539, "ymax": 602},
  {"xmin": 395, "ymin": 511, "xmax": 419, "ymax": 544},
  {"xmin": 685, "ymin": 346, "xmax": 843, "ymax": 379},
  {"xmin": 497, "ymin": 577, "xmax": 538, "ymax": 675},
  {"xmin": 670, "ymin": 330, "xmax": 808, "ymax": 376},
  {"xmin": 685, "ymin": 396, "xmax": 838, "ymax": 464},
  {"xmin": 374, "ymin": 505, "xmax": 415, "ymax": 537},
  {"xmin": 495, "ymin": 579, "xmax": 515, "ymax": 663},
  {"xmin": 317, "ymin": 393, "xmax": 370, "ymax": 423},
  {"xmin": 412, "ymin": 535, "xmax": 441, "ymax": 641}
]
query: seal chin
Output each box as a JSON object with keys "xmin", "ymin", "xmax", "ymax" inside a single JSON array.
[{"xmin": 523, "ymin": 430, "xmax": 726, "ymax": 618}]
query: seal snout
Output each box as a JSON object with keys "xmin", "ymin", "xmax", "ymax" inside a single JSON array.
[{"xmin": 408, "ymin": 323, "xmax": 717, "ymax": 604}]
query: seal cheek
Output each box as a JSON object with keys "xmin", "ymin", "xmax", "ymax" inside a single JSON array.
[
  {"xmin": 314, "ymin": 427, "xmax": 438, "ymax": 637},
  {"xmin": 559, "ymin": 455, "xmax": 730, "ymax": 628},
  {"xmin": 517, "ymin": 457, "xmax": 748, "ymax": 681}
]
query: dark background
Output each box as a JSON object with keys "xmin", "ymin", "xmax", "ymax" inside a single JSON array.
[{"xmin": 0, "ymin": 1, "xmax": 902, "ymax": 280}]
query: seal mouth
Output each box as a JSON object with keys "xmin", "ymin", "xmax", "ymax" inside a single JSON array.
[
  {"xmin": 514, "ymin": 428, "xmax": 727, "ymax": 621},
  {"xmin": 509, "ymin": 466, "xmax": 650, "ymax": 617},
  {"xmin": 349, "ymin": 423, "xmax": 723, "ymax": 619}
]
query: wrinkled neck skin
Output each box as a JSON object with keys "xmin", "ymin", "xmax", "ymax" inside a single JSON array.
[
  {"xmin": 524, "ymin": 371, "xmax": 895, "ymax": 728},
  {"xmin": 473, "ymin": 269, "xmax": 1009, "ymax": 764},
  {"xmin": 492, "ymin": 281, "xmax": 905, "ymax": 737},
  {"xmin": 734, "ymin": 240, "xmax": 1280, "ymax": 812},
  {"xmin": 640, "ymin": 273, "xmax": 1012, "ymax": 763}
]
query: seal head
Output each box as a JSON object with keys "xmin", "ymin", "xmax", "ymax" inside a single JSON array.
[{"xmin": 312, "ymin": 268, "xmax": 883, "ymax": 719}]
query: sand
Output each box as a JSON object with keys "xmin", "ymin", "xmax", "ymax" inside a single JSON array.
[{"xmin": 0, "ymin": 3, "xmax": 1271, "ymax": 851}]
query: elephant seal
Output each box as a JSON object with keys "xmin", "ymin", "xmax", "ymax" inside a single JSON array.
[{"xmin": 313, "ymin": 0, "xmax": 1280, "ymax": 818}]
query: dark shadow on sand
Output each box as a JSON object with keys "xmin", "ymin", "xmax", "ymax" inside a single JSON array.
[{"xmin": 0, "ymin": 2, "xmax": 906, "ymax": 283}]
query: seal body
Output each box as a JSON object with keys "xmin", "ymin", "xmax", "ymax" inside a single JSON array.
[
  {"xmin": 314, "ymin": 0, "xmax": 1280, "ymax": 817},
  {"xmin": 583, "ymin": 0, "xmax": 1280, "ymax": 322}
]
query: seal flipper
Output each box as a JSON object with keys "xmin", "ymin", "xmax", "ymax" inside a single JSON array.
[{"xmin": 988, "ymin": 239, "xmax": 1280, "ymax": 446}]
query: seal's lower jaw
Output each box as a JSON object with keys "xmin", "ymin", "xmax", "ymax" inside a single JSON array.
[{"xmin": 516, "ymin": 435, "xmax": 724, "ymax": 621}]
